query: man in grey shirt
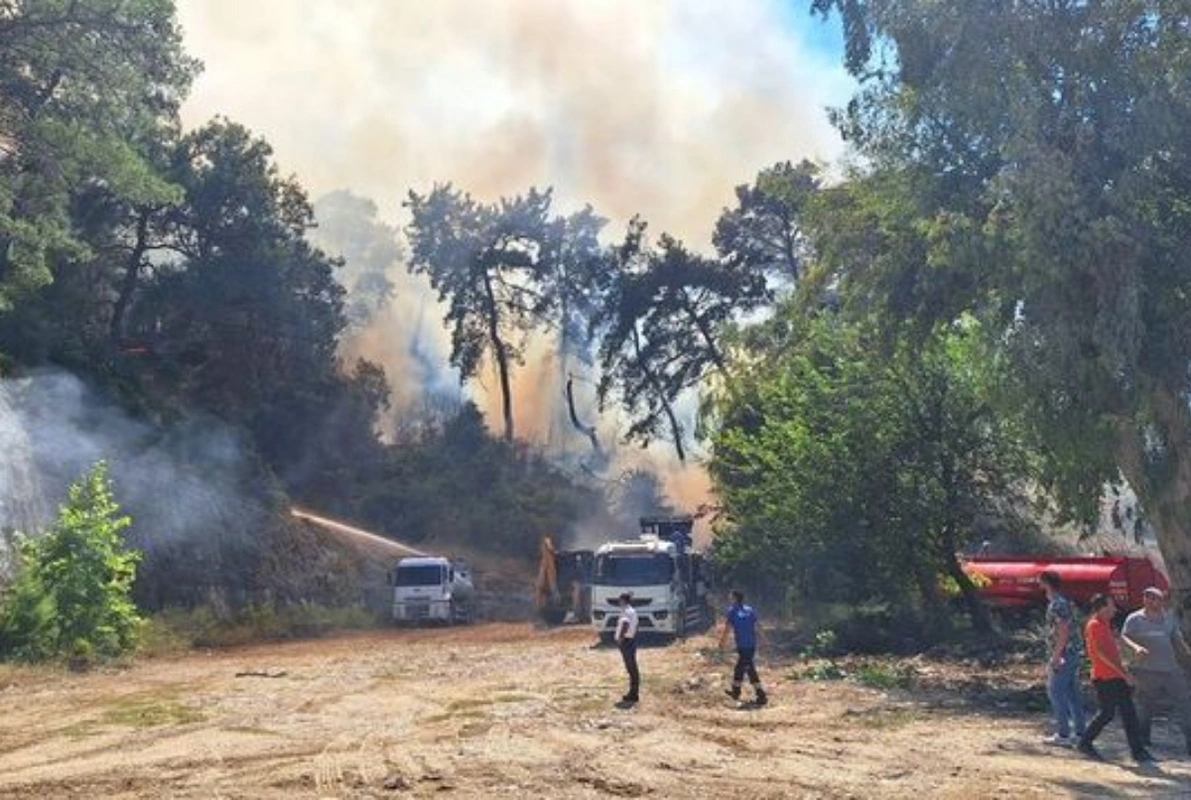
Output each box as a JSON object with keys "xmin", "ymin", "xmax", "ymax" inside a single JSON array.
[{"xmin": 1122, "ymin": 586, "xmax": 1191, "ymax": 755}]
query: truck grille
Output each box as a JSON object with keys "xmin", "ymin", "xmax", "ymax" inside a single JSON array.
[{"xmin": 604, "ymin": 597, "xmax": 652, "ymax": 607}]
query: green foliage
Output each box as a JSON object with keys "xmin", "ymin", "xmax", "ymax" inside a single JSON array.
[
  {"xmin": 708, "ymin": 311, "xmax": 1030, "ymax": 628},
  {"xmin": 714, "ymin": 159, "xmax": 821, "ymax": 287},
  {"xmin": 811, "ymin": 0, "xmax": 1191, "ymax": 608},
  {"xmin": 593, "ymin": 217, "xmax": 768, "ymax": 460},
  {"xmin": 793, "ymin": 661, "xmax": 847, "ymax": 682},
  {"xmin": 0, "ymin": 463, "xmax": 142, "ymax": 662},
  {"xmin": 803, "ymin": 628, "xmax": 840, "ymax": 659},
  {"xmin": 349, "ymin": 401, "xmax": 607, "ymax": 557},
  {"xmin": 853, "ymin": 662, "xmax": 916, "ymax": 691},
  {"xmin": 0, "ymin": 0, "xmax": 197, "ymax": 310}
]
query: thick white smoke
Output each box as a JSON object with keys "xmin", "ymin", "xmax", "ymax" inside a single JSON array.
[
  {"xmin": 0, "ymin": 371, "xmax": 265, "ymax": 565},
  {"xmin": 174, "ymin": 0, "xmax": 851, "ymax": 518}
]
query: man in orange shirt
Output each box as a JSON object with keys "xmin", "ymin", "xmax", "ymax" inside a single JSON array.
[{"xmin": 1077, "ymin": 594, "xmax": 1154, "ymax": 763}]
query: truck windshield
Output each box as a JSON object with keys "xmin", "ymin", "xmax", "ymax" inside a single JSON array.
[
  {"xmin": 595, "ymin": 554, "xmax": 673, "ymax": 586},
  {"xmin": 395, "ymin": 565, "xmax": 444, "ymax": 586}
]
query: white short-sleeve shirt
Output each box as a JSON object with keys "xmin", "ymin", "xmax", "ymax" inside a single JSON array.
[{"xmin": 618, "ymin": 605, "xmax": 639, "ymax": 639}]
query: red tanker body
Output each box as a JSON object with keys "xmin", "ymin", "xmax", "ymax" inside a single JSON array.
[{"xmin": 963, "ymin": 555, "xmax": 1169, "ymax": 614}]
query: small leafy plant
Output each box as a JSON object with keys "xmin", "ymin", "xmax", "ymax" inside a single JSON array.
[{"xmin": 0, "ymin": 462, "xmax": 142, "ymax": 663}]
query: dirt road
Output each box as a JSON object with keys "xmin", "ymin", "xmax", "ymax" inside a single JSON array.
[{"xmin": 1, "ymin": 624, "xmax": 1188, "ymax": 799}]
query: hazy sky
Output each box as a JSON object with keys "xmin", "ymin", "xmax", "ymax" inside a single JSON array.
[{"xmin": 175, "ymin": 0, "xmax": 852, "ymax": 246}]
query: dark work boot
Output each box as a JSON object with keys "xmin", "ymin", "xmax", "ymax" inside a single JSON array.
[
  {"xmin": 1076, "ymin": 740, "xmax": 1104, "ymax": 761},
  {"xmin": 754, "ymin": 688, "xmax": 768, "ymax": 706}
]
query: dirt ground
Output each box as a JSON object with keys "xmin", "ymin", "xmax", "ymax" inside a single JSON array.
[{"xmin": 1, "ymin": 624, "xmax": 1189, "ymax": 799}]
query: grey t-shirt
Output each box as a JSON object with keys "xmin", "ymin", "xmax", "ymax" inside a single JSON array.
[{"xmin": 1123, "ymin": 610, "xmax": 1180, "ymax": 674}]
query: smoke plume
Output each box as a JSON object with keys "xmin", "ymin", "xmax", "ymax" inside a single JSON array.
[
  {"xmin": 0, "ymin": 371, "xmax": 265, "ymax": 571},
  {"xmin": 176, "ymin": 0, "xmax": 849, "ymax": 244},
  {"xmin": 175, "ymin": 0, "xmax": 851, "ymax": 515}
]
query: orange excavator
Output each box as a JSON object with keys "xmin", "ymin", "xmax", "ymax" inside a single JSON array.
[{"xmin": 535, "ymin": 536, "xmax": 594, "ymax": 625}]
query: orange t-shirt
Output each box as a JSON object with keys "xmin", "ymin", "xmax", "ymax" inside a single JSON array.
[{"xmin": 1086, "ymin": 616, "xmax": 1126, "ymax": 681}]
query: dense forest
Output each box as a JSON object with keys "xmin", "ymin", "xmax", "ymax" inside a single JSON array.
[{"xmin": 2, "ymin": 1, "xmax": 1191, "ymax": 650}]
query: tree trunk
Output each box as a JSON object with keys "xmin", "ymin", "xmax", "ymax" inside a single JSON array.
[
  {"xmin": 944, "ymin": 550, "xmax": 992, "ymax": 633},
  {"xmin": 1116, "ymin": 381, "xmax": 1191, "ymax": 640},
  {"xmin": 565, "ymin": 375, "xmax": 600, "ymax": 453},
  {"xmin": 678, "ymin": 292, "xmax": 729, "ymax": 376},
  {"xmin": 481, "ymin": 272, "xmax": 515, "ymax": 441},
  {"xmin": 110, "ymin": 209, "xmax": 151, "ymax": 344},
  {"xmin": 631, "ymin": 325, "xmax": 685, "ymax": 462}
]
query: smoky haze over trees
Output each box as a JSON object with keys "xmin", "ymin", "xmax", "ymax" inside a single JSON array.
[{"xmin": 1, "ymin": 0, "xmax": 1185, "ymax": 638}]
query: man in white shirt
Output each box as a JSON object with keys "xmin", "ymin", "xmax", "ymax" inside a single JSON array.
[
  {"xmin": 615, "ymin": 592, "xmax": 640, "ymax": 704},
  {"xmin": 1121, "ymin": 586, "xmax": 1191, "ymax": 755}
]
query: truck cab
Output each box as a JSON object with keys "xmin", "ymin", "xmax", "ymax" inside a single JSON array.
[
  {"xmin": 388, "ymin": 556, "xmax": 473, "ymax": 625},
  {"xmin": 590, "ymin": 515, "xmax": 711, "ymax": 642}
]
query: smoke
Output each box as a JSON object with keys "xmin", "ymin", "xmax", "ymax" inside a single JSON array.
[
  {"xmin": 175, "ymin": 1, "xmax": 851, "ymax": 517},
  {"xmin": 0, "ymin": 371, "xmax": 265, "ymax": 570},
  {"xmin": 310, "ymin": 190, "xmax": 460, "ymax": 435},
  {"xmin": 176, "ymin": 0, "xmax": 849, "ymax": 245}
]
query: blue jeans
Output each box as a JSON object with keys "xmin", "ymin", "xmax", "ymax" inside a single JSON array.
[{"xmin": 1047, "ymin": 656, "xmax": 1086, "ymax": 738}]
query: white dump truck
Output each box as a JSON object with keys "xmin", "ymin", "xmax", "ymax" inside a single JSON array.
[
  {"xmin": 388, "ymin": 555, "xmax": 474, "ymax": 625},
  {"xmin": 590, "ymin": 515, "xmax": 712, "ymax": 643}
]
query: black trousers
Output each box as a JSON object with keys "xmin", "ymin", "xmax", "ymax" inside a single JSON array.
[
  {"xmin": 732, "ymin": 647, "xmax": 761, "ymax": 686},
  {"xmin": 619, "ymin": 637, "xmax": 639, "ymax": 699},
  {"xmin": 1083, "ymin": 678, "xmax": 1146, "ymax": 758}
]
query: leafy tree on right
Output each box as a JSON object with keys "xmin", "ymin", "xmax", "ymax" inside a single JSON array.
[{"xmin": 809, "ymin": 1, "xmax": 1191, "ymax": 624}]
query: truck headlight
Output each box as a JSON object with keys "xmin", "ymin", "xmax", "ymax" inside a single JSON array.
[{"xmin": 654, "ymin": 610, "xmax": 668, "ymax": 619}]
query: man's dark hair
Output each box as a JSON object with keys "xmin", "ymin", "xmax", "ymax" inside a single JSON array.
[
  {"xmin": 619, "ymin": 592, "xmax": 633, "ymax": 604},
  {"xmin": 1088, "ymin": 593, "xmax": 1110, "ymax": 613},
  {"xmin": 730, "ymin": 590, "xmax": 744, "ymax": 605},
  {"xmin": 1039, "ymin": 570, "xmax": 1062, "ymax": 590}
]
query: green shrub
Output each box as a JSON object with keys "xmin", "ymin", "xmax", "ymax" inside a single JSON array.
[
  {"xmin": 803, "ymin": 628, "xmax": 841, "ymax": 659},
  {"xmin": 791, "ymin": 661, "xmax": 847, "ymax": 682},
  {"xmin": 853, "ymin": 662, "xmax": 917, "ymax": 691},
  {"xmin": 0, "ymin": 463, "xmax": 142, "ymax": 663}
]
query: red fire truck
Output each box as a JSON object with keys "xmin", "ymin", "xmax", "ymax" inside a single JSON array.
[{"xmin": 963, "ymin": 554, "xmax": 1169, "ymax": 614}]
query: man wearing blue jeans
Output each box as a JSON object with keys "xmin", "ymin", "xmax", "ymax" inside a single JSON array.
[{"xmin": 1040, "ymin": 570, "xmax": 1086, "ymax": 745}]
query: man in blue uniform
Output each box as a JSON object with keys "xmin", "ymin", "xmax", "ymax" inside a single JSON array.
[{"xmin": 718, "ymin": 589, "xmax": 768, "ymax": 706}]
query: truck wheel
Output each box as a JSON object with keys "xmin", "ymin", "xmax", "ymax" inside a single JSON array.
[
  {"xmin": 675, "ymin": 606, "xmax": 686, "ymax": 640},
  {"xmin": 598, "ymin": 632, "xmax": 615, "ymax": 646}
]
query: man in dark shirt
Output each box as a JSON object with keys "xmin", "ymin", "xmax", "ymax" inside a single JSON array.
[{"xmin": 718, "ymin": 589, "xmax": 767, "ymax": 706}]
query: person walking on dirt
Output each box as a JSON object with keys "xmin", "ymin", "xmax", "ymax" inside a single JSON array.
[
  {"xmin": 615, "ymin": 592, "xmax": 640, "ymax": 704},
  {"xmin": 1077, "ymin": 594, "xmax": 1154, "ymax": 764},
  {"xmin": 1039, "ymin": 570, "xmax": 1085, "ymax": 745},
  {"xmin": 718, "ymin": 590, "xmax": 768, "ymax": 706},
  {"xmin": 1121, "ymin": 586, "xmax": 1191, "ymax": 755}
]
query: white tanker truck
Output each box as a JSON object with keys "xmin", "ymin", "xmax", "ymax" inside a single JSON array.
[{"xmin": 388, "ymin": 555, "xmax": 474, "ymax": 625}]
